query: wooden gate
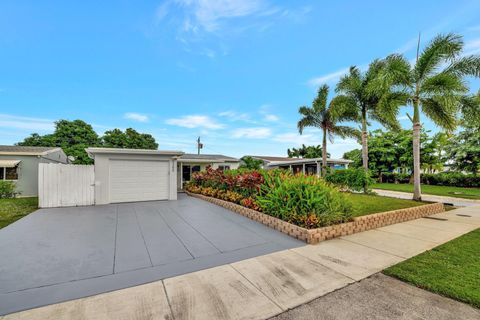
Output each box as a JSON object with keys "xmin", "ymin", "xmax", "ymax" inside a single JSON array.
[{"xmin": 38, "ymin": 163, "xmax": 95, "ymax": 208}]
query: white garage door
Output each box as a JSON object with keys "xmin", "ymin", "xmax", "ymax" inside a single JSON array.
[{"xmin": 109, "ymin": 160, "xmax": 170, "ymax": 203}]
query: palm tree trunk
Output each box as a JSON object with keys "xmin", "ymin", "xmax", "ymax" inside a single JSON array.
[
  {"xmin": 361, "ymin": 107, "xmax": 368, "ymax": 193},
  {"xmin": 322, "ymin": 127, "xmax": 327, "ymax": 177},
  {"xmin": 412, "ymin": 100, "xmax": 422, "ymax": 201}
]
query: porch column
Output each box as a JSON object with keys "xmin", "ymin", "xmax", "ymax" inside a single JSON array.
[
  {"xmin": 180, "ymin": 162, "xmax": 183, "ymax": 189},
  {"xmin": 302, "ymin": 163, "xmax": 305, "ymax": 174},
  {"xmin": 289, "ymin": 165, "xmax": 292, "ymax": 173},
  {"xmin": 316, "ymin": 162, "xmax": 320, "ymax": 177}
]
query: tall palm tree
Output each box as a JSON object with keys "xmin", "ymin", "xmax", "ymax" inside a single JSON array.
[
  {"xmin": 334, "ymin": 63, "xmax": 406, "ymax": 191},
  {"xmin": 297, "ymin": 84, "xmax": 359, "ymax": 176},
  {"xmin": 373, "ymin": 33, "xmax": 480, "ymax": 200}
]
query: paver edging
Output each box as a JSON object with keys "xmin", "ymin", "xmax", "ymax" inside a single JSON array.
[{"xmin": 185, "ymin": 191, "xmax": 445, "ymax": 244}]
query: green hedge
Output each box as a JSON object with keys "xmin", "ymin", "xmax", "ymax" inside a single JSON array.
[
  {"xmin": 325, "ymin": 168, "xmax": 374, "ymax": 192},
  {"xmin": 375, "ymin": 172, "xmax": 480, "ymax": 188},
  {"xmin": 0, "ymin": 181, "xmax": 16, "ymax": 198}
]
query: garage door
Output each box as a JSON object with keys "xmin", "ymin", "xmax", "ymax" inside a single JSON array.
[{"xmin": 109, "ymin": 160, "xmax": 169, "ymax": 203}]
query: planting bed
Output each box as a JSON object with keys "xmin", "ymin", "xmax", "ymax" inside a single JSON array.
[{"xmin": 186, "ymin": 191, "xmax": 444, "ymax": 244}]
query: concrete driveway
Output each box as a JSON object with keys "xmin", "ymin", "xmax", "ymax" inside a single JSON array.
[{"xmin": 0, "ymin": 193, "xmax": 302, "ymax": 315}]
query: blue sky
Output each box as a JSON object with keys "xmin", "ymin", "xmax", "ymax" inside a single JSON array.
[{"xmin": 1, "ymin": 0, "xmax": 480, "ymax": 158}]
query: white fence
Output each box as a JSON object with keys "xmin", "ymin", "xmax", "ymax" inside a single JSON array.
[{"xmin": 39, "ymin": 163, "xmax": 95, "ymax": 208}]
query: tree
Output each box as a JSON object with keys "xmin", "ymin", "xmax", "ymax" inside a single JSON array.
[
  {"xmin": 239, "ymin": 156, "xmax": 263, "ymax": 170},
  {"xmin": 445, "ymin": 126, "xmax": 480, "ymax": 175},
  {"xmin": 102, "ymin": 128, "xmax": 158, "ymax": 149},
  {"xmin": 342, "ymin": 149, "xmax": 362, "ymax": 168},
  {"xmin": 335, "ymin": 64, "xmax": 404, "ymax": 186},
  {"xmin": 18, "ymin": 119, "xmax": 100, "ymax": 164},
  {"xmin": 287, "ymin": 144, "xmax": 330, "ymax": 158},
  {"xmin": 374, "ymin": 33, "xmax": 480, "ymax": 200},
  {"xmin": 297, "ymin": 84, "xmax": 359, "ymax": 176}
]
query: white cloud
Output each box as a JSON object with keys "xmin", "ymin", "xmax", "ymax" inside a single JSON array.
[
  {"xmin": 259, "ymin": 104, "xmax": 279, "ymax": 122},
  {"xmin": 464, "ymin": 38, "xmax": 480, "ymax": 55},
  {"xmin": 273, "ymin": 132, "xmax": 320, "ymax": 145},
  {"xmin": 166, "ymin": 115, "xmax": 225, "ymax": 129},
  {"xmin": 232, "ymin": 127, "xmax": 271, "ymax": 139},
  {"xmin": 263, "ymin": 114, "xmax": 279, "ymax": 122},
  {"xmin": 307, "ymin": 67, "xmax": 350, "ymax": 87},
  {"xmin": 218, "ymin": 110, "xmax": 251, "ymax": 122},
  {"xmin": 124, "ymin": 112, "xmax": 149, "ymax": 122},
  {"xmin": 0, "ymin": 114, "xmax": 54, "ymax": 131}
]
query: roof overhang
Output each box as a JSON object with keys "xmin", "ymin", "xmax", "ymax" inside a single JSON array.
[
  {"xmin": 0, "ymin": 148, "xmax": 62, "ymax": 156},
  {"xmin": 178, "ymin": 159, "xmax": 225, "ymax": 163},
  {"xmin": 267, "ymin": 158, "xmax": 353, "ymax": 166},
  {"xmin": 85, "ymin": 148, "xmax": 184, "ymax": 159},
  {"xmin": 0, "ymin": 160, "xmax": 21, "ymax": 167}
]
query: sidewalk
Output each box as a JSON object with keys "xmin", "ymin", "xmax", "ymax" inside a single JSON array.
[
  {"xmin": 373, "ymin": 189, "xmax": 480, "ymax": 207},
  {"xmin": 3, "ymin": 205, "xmax": 480, "ymax": 320}
]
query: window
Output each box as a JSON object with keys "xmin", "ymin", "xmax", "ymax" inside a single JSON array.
[
  {"xmin": 218, "ymin": 165, "xmax": 230, "ymax": 171},
  {"xmin": 192, "ymin": 165, "xmax": 201, "ymax": 173},
  {"xmin": 1, "ymin": 167, "xmax": 18, "ymax": 180}
]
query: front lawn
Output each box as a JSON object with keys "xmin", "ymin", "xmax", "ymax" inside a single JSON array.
[
  {"xmin": 372, "ymin": 183, "xmax": 480, "ymax": 200},
  {"xmin": 384, "ymin": 228, "xmax": 480, "ymax": 308},
  {"xmin": 0, "ymin": 197, "xmax": 38, "ymax": 229},
  {"xmin": 346, "ymin": 193, "xmax": 427, "ymax": 217}
]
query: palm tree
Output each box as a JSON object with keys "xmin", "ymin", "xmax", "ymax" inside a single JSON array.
[
  {"xmin": 334, "ymin": 63, "xmax": 405, "ymax": 191},
  {"xmin": 373, "ymin": 33, "xmax": 480, "ymax": 200},
  {"xmin": 297, "ymin": 84, "xmax": 359, "ymax": 176}
]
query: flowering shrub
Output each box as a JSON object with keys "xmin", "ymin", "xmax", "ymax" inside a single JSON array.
[{"xmin": 186, "ymin": 167, "xmax": 353, "ymax": 229}]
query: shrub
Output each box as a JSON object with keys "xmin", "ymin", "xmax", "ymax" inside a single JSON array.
[
  {"xmin": 421, "ymin": 172, "xmax": 480, "ymax": 187},
  {"xmin": 257, "ymin": 173, "xmax": 352, "ymax": 228},
  {"xmin": 325, "ymin": 168, "xmax": 374, "ymax": 192},
  {"xmin": 0, "ymin": 181, "xmax": 17, "ymax": 198}
]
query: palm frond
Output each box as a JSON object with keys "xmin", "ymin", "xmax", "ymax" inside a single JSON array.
[
  {"xmin": 329, "ymin": 95, "xmax": 360, "ymax": 122},
  {"xmin": 444, "ymin": 55, "xmax": 480, "ymax": 78},
  {"xmin": 336, "ymin": 66, "xmax": 363, "ymax": 97},
  {"xmin": 421, "ymin": 95, "xmax": 458, "ymax": 131},
  {"xmin": 331, "ymin": 125, "xmax": 361, "ymax": 140},
  {"xmin": 421, "ymin": 72, "xmax": 468, "ymax": 95},
  {"xmin": 297, "ymin": 106, "xmax": 321, "ymax": 134},
  {"xmin": 459, "ymin": 91, "xmax": 480, "ymax": 127},
  {"xmin": 415, "ymin": 33, "xmax": 463, "ymax": 81},
  {"xmin": 313, "ymin": 84, "xmax": 329, "ymax": 113},
  {"xmin": 367, "ymin": 54, "xmax": 412, "ymax": 96}
]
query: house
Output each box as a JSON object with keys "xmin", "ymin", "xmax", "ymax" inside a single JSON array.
[
  {"xmin": 0, "ymin": 146, "xmax": 69, "ymax": 197},
  {"xmin": 246, "ymin": 155, "xmax": 352, "ymax": 175},
  {"xmin": 178, "ymin": 154, "xmax": 240, "ymax": 189},
  {"xmin": 85, "ymin": 148, "xmax": 240, "ymax": 204}
]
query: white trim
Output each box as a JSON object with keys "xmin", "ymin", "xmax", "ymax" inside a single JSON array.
[
  {"xmin": 86, "ymin": 147, "xmax": 183, "ymax": 157},
  {"xmin": 0, "ymin": 147, "xmax": 62, "ymax": 156}
]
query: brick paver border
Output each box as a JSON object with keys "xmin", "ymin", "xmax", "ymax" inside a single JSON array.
[{"xmin": 186, "ymin": 191, "xmax": 445, "ymax": 244}]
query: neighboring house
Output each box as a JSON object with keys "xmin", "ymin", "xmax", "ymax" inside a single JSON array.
[
  {"xmin": 0, "ymin": 146, "xmax": 68, "ymax": 197},
  {"xmin": 246, "ymin": 155, "xmax": 352, "ymax": 175},
  {"xmin": 178, "ymin": 154, "xmax": 240, "ymax": 189}
]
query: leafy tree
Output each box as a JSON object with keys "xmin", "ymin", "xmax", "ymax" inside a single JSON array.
[
  {"xmin": 342, "ymin": 149, "xmax": 362, "ymax": 168},
  {"xmin": 287, "ymin": 144, "xmax": 330, "ymax": 158},
  {"xmin": 297, "ymin": 84, "xmax": 359, "ymax": 176},
  {"xmin": 374, "ymin": 33, "xmax": 480, "ymax": 200},
  {"xmin": 239, "ymin": 156, "xmax": 263, "ymax": 170},
  {"xmin": 102, "ymin": 128, "xmax": 158, "ymax": 149},
  {"xmin": 334, "ymin": 64, "xmax": 404, "ymax": 191},
  {"xmin": 459, "ymin": 90, "xmax": 480, "ymax": 128},
  {"xmin": 445, "ymin": 126, "xmax": 480, "ymax": 175},
  {"xmin": 18, "ymin": 120, "xmax": 100, "ymax": 164}
]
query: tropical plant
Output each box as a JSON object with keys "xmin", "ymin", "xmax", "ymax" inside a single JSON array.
[
  {"xmin": 445, "ymin": 126, "xmax": 480, "ymax": 175},
  {"xmin": 372, "ymin": 33, "xmax": 480, "ymax": 200},
  {"xmin": 0, "ymin": 181, "xmax": 17, "ymax": 198},
  {"xmin": 287, "ymin": 144, "xmax": 330, "ymax": 158},
  {"xmin": 297, "ymin": 84, "xmax": 359, "ymax": 176},
  {"xmin": 239, "ymin": 156, "xmax": 263, "ymax": 170},
  {"xmin": 342, "ymin": 149, "xmax": 362, "ymax": 168},
  {"xmin": 325, "ymin": 168, "xmax": 374, "ymax": 192},
  {"xmin": 334, "ymin": 64, "xmax": 405, "ymax": 191}
]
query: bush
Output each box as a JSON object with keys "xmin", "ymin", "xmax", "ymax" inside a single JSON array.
[
  {"xmin": 325, "ymin": 168, "xmax": 374, "ymax": 192},
  {"xmin": 257, "ymin": 173, "xmax": 353, "ymax": 228},
  {"xmin": 0, "ymin": 181, "xmax": 17, "ymax": 198},
  {"xmin": 421, "ymin": 173, "xmax": 480, "ymax": 188}
]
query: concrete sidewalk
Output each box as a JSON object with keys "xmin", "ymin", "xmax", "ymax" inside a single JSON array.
[
  {"xmin": 373, "ymin": 188, "xmax": 480, "ymax": 207},
  {"xmin": 3, "ymin": 205, "xmax": 480, "ymax": 320}
]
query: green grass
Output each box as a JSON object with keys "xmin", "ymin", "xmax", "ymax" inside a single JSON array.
[
  {"xmin": 0, "ymin": 197, "xmax": 38, "ymax": 229},
  {"xmin": 346, "ymin": 193, "xmax": 426, "ymax": 217},
  {"xmin": 384, "ymin": 228, "xmax": 480, "ymax": 308},
  {"xmin": 372, "ymin": 183, "xmax": 480, "ymax": 200}
]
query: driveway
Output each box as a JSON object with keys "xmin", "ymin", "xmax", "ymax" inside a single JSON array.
[{"xmin": 0, "ymin": 193, "xmax": 303, "ymax": 315}]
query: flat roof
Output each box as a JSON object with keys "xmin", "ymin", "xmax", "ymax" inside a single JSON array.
[
  {"xmin": 86, "ymin": 148, "xmax": 184, "ymax": 157},
  {"xmin": 267, "ymin": 158, "xmax": 352, "ymax": 166},
  {"xmin": 179, "ymin": 154, "xmax": 239, "ymax": 162}
]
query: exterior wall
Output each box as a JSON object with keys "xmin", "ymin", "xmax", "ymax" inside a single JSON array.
[
  {"xmin": 93, "ymin": 153, "xmax": 178, "ymax": 205},
  {"xmin": 41, "ymin": 149, "xmax": 69, "ymax": 164},
  {"xmin": 0, "ymin": 155, "xmax": 40, "ymax": 197}
]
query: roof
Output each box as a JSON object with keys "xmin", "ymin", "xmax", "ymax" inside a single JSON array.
[
  {"xmin": 0, "ymin": 145, "xmax": 62, "ymax": 156},
  {"xmin": 86, "ymin": 148, "xmax": 184, "ymax": 157},
  {"xmin": 179, "ymin": 154, "xmax": 239, "ymax": 163},
  {"xmin": 0, "ymin": 160, "xmax": 21, "ymax": 167},
  {"xmin": 248, "ymin": 155, "xmax": 293, "ymax": 162},
  {"xmin": 267, "ymin": 157, "xmax": 353, "ymax": 166}
]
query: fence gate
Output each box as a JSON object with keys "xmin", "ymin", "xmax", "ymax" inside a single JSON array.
[{"xmin": 39, "ymin": 163, "xmax": 95, "ymax": 208}]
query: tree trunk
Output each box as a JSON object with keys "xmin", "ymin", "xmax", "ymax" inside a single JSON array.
[
  {"xmin": 322, "ymin": 127, "xmax": 327, "ymax": 177},
  {"xmin": 412, "ymin": 100, "xmax": 422, "ymax": 201},
  {"xmin": 361, "ymin": 108, "xmax": 368, "ymax": 193}
]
